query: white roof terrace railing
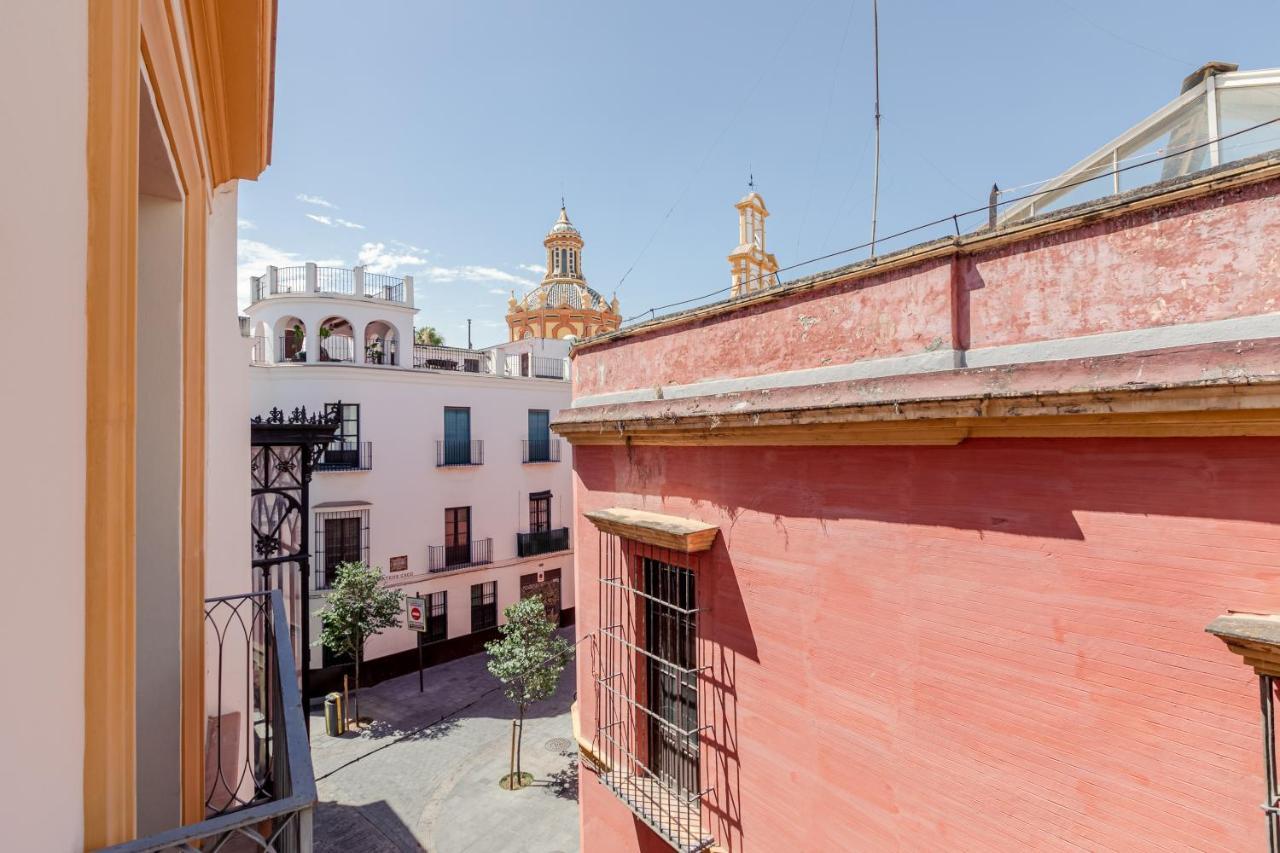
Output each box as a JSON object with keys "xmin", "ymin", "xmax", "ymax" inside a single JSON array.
[
  {"xmin": 250, "ymin": 263, "xmax": 410, "ymax": 305},
  {"xmin": 999, "ymin": 64, "xmax": 1280, "ymax": 225}
]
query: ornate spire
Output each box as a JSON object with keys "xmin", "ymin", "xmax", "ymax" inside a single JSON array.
[{"xmin": 728, "ymin": 189, "xmax": 780, "ymax": 298}]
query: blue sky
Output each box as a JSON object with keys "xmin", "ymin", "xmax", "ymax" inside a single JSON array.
[{"xmin": 239, "ymin": 0, "xmax": 1279, "ymax": 346}]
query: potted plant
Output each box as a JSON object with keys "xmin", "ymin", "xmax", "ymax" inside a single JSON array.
[
  {"xmin": 289, "ymin": 324, "xmax": 305, "ymax": 361},
  {"xmin": 319, "ymin": 325, "xmax": 332, "ymax": 361},
  {"xmin": 366, "ymin": 339, "xmax": 383, "ymax": 364}
]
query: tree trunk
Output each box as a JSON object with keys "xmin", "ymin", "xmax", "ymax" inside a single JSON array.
[
  {"xmin": 516, "ymin": 704, "xmax": 525, "ymax": 780},
  {"xmin": 353, "ymin": 645, "xmax": 362, "ymax": 728}
]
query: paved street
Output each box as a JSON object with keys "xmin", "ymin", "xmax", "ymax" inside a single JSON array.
[{"xmin": 310, "ymin": 630, "xmax": 579, "ymax": 853}]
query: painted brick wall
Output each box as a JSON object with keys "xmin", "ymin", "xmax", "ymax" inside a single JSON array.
[{"xmin": 573, "ymin": 438, "xmax": 1280, "ymax": 852}]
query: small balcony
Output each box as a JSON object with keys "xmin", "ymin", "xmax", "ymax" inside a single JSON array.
[
  {"xmin": 522, "ymin": 438, "xmax": 562, "ymax": 463},
  {"xmin": 437, "ymin": 439, "xmax": 484, "ymax": 467},
  {"xmin": 249, "ymin": 263, "xmax": 409, "ymax": 305},
  {"xmin": 428, "ymin": 538, "xmax": 493, "ymax": 572},
  {"xmin": 504, "ymin": 354, "xmax": 569, "ymax": 380},
  {"xmin": 314, "ymin": 441, "xmax": 372, "ymax": 472},
  {"xmin": 99, "ymin": 590, "xmax": 315, "ymax": 853},
  {"xmin": 517, "ymin": 527, "xmax": 570, "ymax": 557}
]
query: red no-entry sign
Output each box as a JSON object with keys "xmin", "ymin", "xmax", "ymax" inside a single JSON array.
[{"xmin": 406, "ymin": 596, "xmax": 426, "ymax": 631}]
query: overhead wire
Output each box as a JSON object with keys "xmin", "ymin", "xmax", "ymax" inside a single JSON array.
[{"xmin": 620, "ymin": 112, "xmax": 1280, "ymax": 326}]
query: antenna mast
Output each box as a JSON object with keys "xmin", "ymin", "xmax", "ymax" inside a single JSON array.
[{"xmin": 869, "ymin": 0, "xmax": 882, "ymax": 257}]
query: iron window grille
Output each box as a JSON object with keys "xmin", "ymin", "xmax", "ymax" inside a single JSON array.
[
  {"xmin": 471, "ymin": 581, "xmax": 498, "ymax": 632},
  {"xmin": 314, "ymin": 509, "xmax": 369, "ymax": 590},
  {"xmin": 593, "ymin": 533, "xmax": 714, "ymax": 853},
  {"xmin": 426, "ymin": 591, "xmax": 448, "ymax": 643}
]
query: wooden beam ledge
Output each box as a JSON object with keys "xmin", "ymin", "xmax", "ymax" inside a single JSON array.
[
  {"xmin": 1206, "ymin": 612, "xmax": 1280, "ymax": 677},
  {"xmin": 584, "ymin": 507, "xmax": 719, "ymax": 553}
]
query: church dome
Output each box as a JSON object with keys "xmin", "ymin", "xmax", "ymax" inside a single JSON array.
[
  {"xmin": 548, "ymin": 206, "xmax": 580, "ymax": 237},
  {"xmin": 517, "ymin": 281, "xmax": 609, "ymax": 311}
]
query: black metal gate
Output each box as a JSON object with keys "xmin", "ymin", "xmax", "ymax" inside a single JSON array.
[{"xmin": 250, "ymin": 406, "xmax": 338, "ymax": 709}]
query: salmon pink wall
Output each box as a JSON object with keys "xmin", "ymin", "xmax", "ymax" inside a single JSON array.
[
  {"xmin": 572, "ymin": 438, "xmax": 1280, "ymax": 852},
  {"xmin": 573, "ymin": 176, "xmax": 1280, "ymax": 399}
]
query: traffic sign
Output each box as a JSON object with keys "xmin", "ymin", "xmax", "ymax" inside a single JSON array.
[{"xmin": 406, "ymin": 596, "xmax": 426, "ymax": 631}]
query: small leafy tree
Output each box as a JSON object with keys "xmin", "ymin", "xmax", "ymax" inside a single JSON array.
[
  {"xmin": 414, "ymin": 325, "xmax": 444, "ymax": 346},
  {"xmin": 317, "ymin": 562, "xmax": 403, "ymax": 727},
  {"xmin": 486, "ymin": 595, "xmax": 573, "ymax": 788}
]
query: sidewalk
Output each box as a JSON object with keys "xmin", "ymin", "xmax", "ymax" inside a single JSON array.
[{"xmin": 311, "ymin": 629, "xmax": 579, "ymax": 853}]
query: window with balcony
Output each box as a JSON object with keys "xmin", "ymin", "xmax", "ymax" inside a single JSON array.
[
  {"xmin": 446, "ymin": 506, "xmax": 470, "ymax": 566},
  {"xmin": 517, "ymin": 491, "xmax": 569, "ymax": 557},
  {"xmin": 315, "ymin": 508, "xmax": 369, "ymax": 590},
  {"xmin": 524, "ymin": 409, "xmax": 557, "ymax": 463},
  {"xmin": 317, "ymin": 401, "xmax": 371, "ymax": 471},
  {"xmin": 426, "ymin": 590, "xmax": 447, "ymax": 643},
  {"xmin": 438, "ymin": 406, "xmax": 482, "ymax": 466},
  {"xmin": 471, "ymin": 581, "xmax": 497, "ymax": 632}
]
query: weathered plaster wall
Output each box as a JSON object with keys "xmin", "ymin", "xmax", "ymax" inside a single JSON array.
[
  {"xmin": 573, "ymin": 176, "xmax": 1280, "ymax": 402},
  {"xmin": 966, "ymin": 179, "xmax": 1280, "ymax": 349},
  {"xmin": 573, "ymin": 440, "xmax": 1280, "ymax": 852}
]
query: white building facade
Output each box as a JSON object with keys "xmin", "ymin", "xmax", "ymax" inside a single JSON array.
[{"xmin": 246, "ymin": 265, "xmax": 575, "ymax": 685}]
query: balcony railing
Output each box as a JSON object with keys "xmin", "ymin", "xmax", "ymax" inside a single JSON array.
[
  {"xmin": 437, "ymin": 439, "xmax": 484, "ymax": 467},
  {"xmin": 505, "ymin": 354, "xmax": 569, "ymax": 380},
  {"xmin": 315, "ymin": 441, "xmax": 372, "ymax": 472},
  {"xmin": 517, "ymin": 527, "xmax": 570, "ymax": 557},
  {"xmin": 364, "ymin": 272, "xmax": 405, "ymax": 302},
  {"xmin": 428, "ymin": 537, "xmax": 493, "ymax": 572},
  {"xmin": 97, "ymin": 590, "xmax": 315, "ymax": 853},
  {"xmin": 277, "ymin": 336, "xmax": 307, "ymax": 363},
  {"xmin": 316, "ymin": 266, "xmax": 354, "ymax": 296},
  {"xmin": 250, "ymin": 335, "xmax": 270, "ymax": 365},
  {"xmin": 276, "ymin": 265, "xmax": 307, "ymax": 294},
  {"xmin": 318, "ymin": 334, "xmax": 355, "ymax": 363},
  {"xmin": 522, "ymin": 438, "xmax": 561, "ymax": 463},
  {"xmin": 364, "ymin": 339, "xmax": 398, "ymax": 366},
  {"xmin": 413, "ymin": 344, "xmax": 492, "ymax": 374}
]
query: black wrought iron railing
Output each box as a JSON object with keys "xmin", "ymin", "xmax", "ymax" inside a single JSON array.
[
  {"xmin": 517, "ymin": 527, "xmax": 570, "ymax": 557},
  {"xmin": 364, "ymin": 272, "xmax": 405, "ymax": 303},
  {"xmin": 276, "ymin": 266, "xmax": 307, "ymax": 294},
  {"xmin": 413, "ymin": 344, "xmax": 491, "ymax": 374},
  {"xmin": 97, "ymin": 590, "xmax": 315, "ymax": 853},
  {"xmin": 364, "ymin": 339, "xmax": 398, "ymax": 365},
  {"xmin": 318, "ymin": 334, "xmax": 355, "ymax": 363},
  {"xmin": 522, "ymin": 438, "xmax": 561, "ymax": 463},
  {"xmin": 277, "ymin": 336, "xmax": 307, "ymax": 363},
  {"xmin": 316, "ymin": 266, "xmax": 354, "ymax": 295},
  {"xmin": 437, "ymin": 439, "xmax": 484, "ymax": 467},
  {"xmin": 505, "ymin": 354, "xmax": 569, "ymax": 380},
  {"xmin": 429, "ymin": 537, "xmax": 493, "ymax": 572},
  {"xmin": 315, "ymin": 441, "xmax": 372, "ymax": 472}
]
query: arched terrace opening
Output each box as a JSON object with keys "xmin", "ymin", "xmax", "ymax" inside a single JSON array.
[
  {"xmin": 273, "ymin": 316, "xmax": 306, "ymax": 363},
  {"xmin": 363, "ymin": 320, "xmax": 399, "ymax": 366},
  {"xmin": 318, "ymin": 316, "xmax": 355, "ymax": 363}
]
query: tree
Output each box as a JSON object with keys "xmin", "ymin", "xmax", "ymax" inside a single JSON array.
[
  {"xmin": 317, "ymin": 562, "xmax": 403, "ymax": 728},
  {"xmin": 486, "ymin": 595, "xmax": 573, "ymax": 788},
  {"xmin": 414, "ymin": 326, "xmax": 444, "ymax": 346}
]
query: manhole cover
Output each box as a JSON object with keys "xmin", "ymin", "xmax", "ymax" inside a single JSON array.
[{"xmin": 544, "ymin": 737, "xmax": 573, "ymax": 753}]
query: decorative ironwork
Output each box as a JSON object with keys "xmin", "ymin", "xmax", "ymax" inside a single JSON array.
[
  {"xmin": 96, "ymin": 591, "xmax": 315, "ymax": 853},
  {"xmin": 428, "ymin": 537, "xmax": 493, "ymax": 572},
  {"xmin": 517, "ymin": 527, "xmax": 570, "ymax": 557},
  {"xmin": 251, "ymin": 409, "xmax": 339, "ymax": 708},
  {"xmin": 436, "ymin": 439, "xmax": 484, "ymax": 467},
  {"xmin": 522, "ymin": 438, "xmax": 562, "ymax": 463}
]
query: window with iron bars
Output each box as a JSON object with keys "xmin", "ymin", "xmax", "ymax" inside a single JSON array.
[
  {"xmin": 471, "ymin": 580, "xmax": 497, "ymax": 632},
  {"xmin": 595, "ymin": 534, "xmax": 714, "ymax": 853},
  {"xmin": 314, "ymin": 509, "xmax": 369, "ymax": 590},
  {"xmin": 426, "ymin": 590, "xmax": 447, "ymax": 643}
]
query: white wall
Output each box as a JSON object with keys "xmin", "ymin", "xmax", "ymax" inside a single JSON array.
[
  {"xmin": 0, "ymin": 1, "xmax": 88, "ymax": 849},
  {"xmin": 249, "ymin": 363, "xmax": 575, "ymax": 666}
]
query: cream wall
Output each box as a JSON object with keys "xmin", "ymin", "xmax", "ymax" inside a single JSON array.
[
  {"xmin": 0, "ymin": 1, "xmax": 88, "ymax": 849},
  {"xmin": 249, "ymin": 365, "xmax": 576, "ymax": 666}
]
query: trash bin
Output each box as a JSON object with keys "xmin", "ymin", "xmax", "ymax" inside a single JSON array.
[{"xmin": 324, "ymin": 692, "xmax": 345, "ymax": 736}]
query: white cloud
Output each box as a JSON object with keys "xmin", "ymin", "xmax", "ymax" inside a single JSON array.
[
  {"xmin": 488, "ymin": 288, "xmax": 509, "ymax": 295},
  {"xmin": 421, "ymin": 265, "xmax": 536, "ymax": 287},
  {"xmin": 391, "ymin": 240, "xmax": 427, "ymax": 253},
  {"xmin": 358, "ymin": 241, "xmax": 429, "ymax": 274},
  {"xmin": 297, "ymin": 193, "xmax": 336, "ymax": 208},
  {"xmin": 518, "ymin": 263, "xmax": 546, "ymax": 275},
  {"xmin": 237, "ymin": 218, "xmax": 255, "ymax": 231},
  {"xmin": 236, "ymin": 238, "xmax": 343, "ymax": 310},
  {"xmin": 306, "ymin": 213, "xmax": 366, "ymax": 230}
]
